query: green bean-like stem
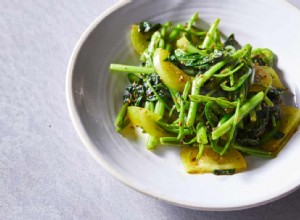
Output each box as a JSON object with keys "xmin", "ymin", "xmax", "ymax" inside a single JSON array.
[
  {"xmin": 233, "ymin": 144, "xmax": 275, "ymax": 158},
  {"xmin": 189, "ymin": 95, "xmax": 237, "ymax": 108},
  {"xmin": 147, "ymin": 80, "xmax": 170, "ymax": 110},
  {"xmin": 220, "ymin": 99, "xmax": 240, "ymax": 155},
  {"xmin": 148, "ymin": 31, "xmax": 161, "ymax": 55},
  {"xmin": 201, "ymin": 18, "xmax": 220, "ymax": 49},
  {"xmin": 196, "ymin": 126, "xmax": 208, "ymax": 159},
  {"xmin": 168, "ymin": 24, "xmax": 183, "ymax": 42},
  {"xmin": 177, "ymin": 81, "xmax": 191, "ymax": 140},
  {"xmin": 110, "ymin": 64, "xmax": 155, "ymax": 74},
  {"xmin": 115, "ymin": 102, "xmax": 129, "ymax": 129},
  {"xmin": 169, "ymin": 88, "xmax": 180, "ymax": 112},
  {"xmin": 144, "ymin": 31, "xmax": 161, "ymax": 67},
  {"xmin": 186, "ymin": 44, "xmax": 252, "ymax": 127},
  {"xmin": 214, "ymin": 63, "xmax": 244, "ymax": 78},
  {"xmin": 159, "ymin": 22, "xmax": 169, "ymax": 49},
  {"xmin": 145, "ymin": 101, "xmax": 154, "ymax": 112},
  {"xmin": 147, "ymin": 100, "xmax": 165, "ymax": 149},
  {"xmin": 186, "ymin": 59, "xmax": 228, "ymax": 126},
  {"xmin": 157, "ymin": 121, "xmax": 193, "ymax": 135},
  {"xmin": 160, "ymin": 137, "xmax": 182, "ymax": 146},
  {"xmin": 220, "ymin": 72, "xmax": 250, "ymax": 91},
  {"xmin": 186, "ymin": 12, "xmax": 198, "ymax": 31},
  {"xmin": 212, "ymin": 91, "xmax": 264, "ymax": 140},
  {"xmin": 196, "ymin": 143, "xmax": 205, "ymax": 160},
  {"xmin": 177, "ymin": 28, "xmax": 206, "ymax": 36}
]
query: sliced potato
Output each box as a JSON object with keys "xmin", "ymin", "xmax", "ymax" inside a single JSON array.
[
  {"xmin": 127, "ymin": 106, "xmax": 169, "ymax": 138},
  {"xmin": 266, "ymin": 66, "xmax": 284, "ymax": 88},
  {"xmin": 176, "ymin": 35, "xmax": 190, "ymax": 51},
  {"xmin": 180, "ymin": 146, "xmax": 247, "ymax": 174},
  {"xmin": 130, "ymin": 24, "xmax": 152, "ymax": 54},
  {"xmin": 261, "ymin": 105, "xmax": 300, "ymax": 154},
  {"xmin": 153, "ymin": 48, "xmax": 192, "ymax": 92},
  {"xmin": 249, "ymin": 65, "xmax": 284, "ymax": 92}
]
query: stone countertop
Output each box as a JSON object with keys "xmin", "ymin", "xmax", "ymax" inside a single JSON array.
[{"xmin": 1, "ymin": 0, "xmax": 300, "ymax": 219}]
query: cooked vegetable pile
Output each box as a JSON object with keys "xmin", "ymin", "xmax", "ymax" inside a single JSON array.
[{"xmin": 110, "ymin": 13, "xmax": 300, "ymax": 175}]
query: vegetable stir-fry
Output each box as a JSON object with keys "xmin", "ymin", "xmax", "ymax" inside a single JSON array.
[{"xmin": 110, "ymin": 13, "xmax": 300, "ymax": 175}]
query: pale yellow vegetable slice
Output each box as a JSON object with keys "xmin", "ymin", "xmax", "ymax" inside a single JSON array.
[
  {"xmin": 130, "ymin": 24, "xmax": 152, "ymax": 54},
  {"xmin": 127, "ymin": 106, "xmax": 168, "ymax": 138},
  {"xmin": 261, "ymin": 105, "xmax": 300, "ymax": 154},
  {"xmin": 153, "ymin": 48, "xmax": 192, "ymax": 92},
  {"xmin": 249, "ymin": 65, "xmax": 284, "ymax": 92},
  {"xmin": 176, "ymin": 35, "xmax": 190, "ymax": 51},
  {"xmin": 267, "ymin": 66, "xmax": 284, "ymax": 88},
  {"xmin": 180, "ymin": 146, "xmax": 247, "ymax": 174}
]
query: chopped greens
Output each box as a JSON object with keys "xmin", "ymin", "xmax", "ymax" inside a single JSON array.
[{"xmin": 110, "ymin": 13, "xmax": 300, "ymax": 175}]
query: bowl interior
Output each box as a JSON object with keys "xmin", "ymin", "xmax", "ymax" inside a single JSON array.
[{"xmin": 67, "ymin": 0, "xmax": 300, "ymax": 210}]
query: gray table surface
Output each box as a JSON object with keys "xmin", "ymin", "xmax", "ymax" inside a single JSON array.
[{"xmin": 1, "ymin": 0, "xmax": 300, "ymax": 219}]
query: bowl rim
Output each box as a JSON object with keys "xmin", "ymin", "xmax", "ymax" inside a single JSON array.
[{"xmin": 66, "ymin": 0, "xmax": 300, "ymax": 211}]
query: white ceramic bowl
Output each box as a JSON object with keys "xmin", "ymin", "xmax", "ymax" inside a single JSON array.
[{"xmin": 66, "ymin": 0, "xmax": 300, "ymax": 210}]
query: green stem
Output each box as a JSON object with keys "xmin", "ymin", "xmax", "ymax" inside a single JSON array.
[
  {"xmin": 233, "ymin": 144, "xmax": 275, "ymax": 158},
  {"xmin": 186, "ymin": 12, "xmax": 198, "ymax": 31},
  {"xmin": 115, "ymin": 102, "xmax": 129, "ymax": 129},
  {"xmin": 189, "ymin": 95, "xmax": 237, "ymax": 108},
  {"xmin": 186, "ymin": 44, "xmax": 252, "ymax": 127},
  {"xmin": 169, "ymin": 23, "xmax": 183, "ymax": 42},
  {"xmin": 201, "ymin": 18, "xmax": 220, "ymax": 49},
  {"xmin": 110, "ymin": 64, "xmax": 155, "ymax": 74},
  {"xmin": 214, "ymin": 63, "xmax": 244, "ymax": 78},
  {"xmin": 147, "ymin": 80, "xmax": 170, "ymax": 110},
  {"xmin": 211, "ymin": 91, "xmax": 264, "ymax": 140},
  {"xmin": 220, "ymin": 99, "xmax": 240, "ymax": 155},
  {"xmin": 147, "ymin": 100, "xmax": 165, "ymax": 149},
  {"xmin": 160, "ymin": 137, "xmax": 182, "ymax": 146},
  {"xmin": 177, "ymin": 82, "xmax": 191, "ymax": 140}
]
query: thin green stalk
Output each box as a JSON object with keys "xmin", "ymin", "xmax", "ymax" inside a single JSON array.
[
  {"xmin": 233, "ymin": 144, "xmax": 275, "ymax": 158},
  {"xmin": 177, "ymin": 81, "xmax": 191, "ymax": 140},
  {"xmin": 220, "ymin": 72, "xmax": 250, "ymax": 91},
  {"xmin": 220, "ymin": 99, "xmax": 240, "ymax": 155},
  {"xmin": 189, "ymin": 95, "xmax": 237, "ymax": 108},
  {"xmin": 147, "ymin": 80, "xmax": 170, "ymax": 110},
  {"xmin": 211, "ymin": 91, "xmax": 264, "ymax": 140},
  {"xmin": 169, "ymin": 88, "xmax": 180, "ymax": 112},
  {"xmin": 201, "ymin": 18, "xmax": 220, "ymax": 49},
  {"xmin": 144, "ymin": 31, "xmax": 161, "ymax": 67},
  {"xmin": 147, "ymin": 100, "xmax": 165, "ymax": 149},
  {"xmin": 115, "ymin": 102, "xmax": 129, "ymax": 129},
  {"xmin": 214, "ymin": 63, "xmax": 244, "ymax": 78},
  {"xmin": 159, "ymin": 22, "xmax": 169, "ymax": 49},
  {"xmin": 196, "ymin": 143, "xmax": 205, "ymax": 160},
  {"xmin": 160, "ymin": 137, "xmax": 182, "ymax": 146},
  {"xmin": 186, "ymin": 12, "xmax": 198, "ymax": 31},
  {"xmin": 186, "ymin": 80, "xmax": 200, "ymax": 127},
  {"xmin": 186, "ymin": 44, "xmax": 252, "ymax": 127},
  {"xmin": 148, "ymin": 31, "xmax": 161, "ymax": 55},
  {"xmin": 110, "ymin": 64, "xmax": 155, "ymax": 74},
  {"xmin": 169, "ymin": 23, "xmax": 183, "ymax": 42},
  {"xmin": 145, "ymin": 101, "xmax": 154, "ymax": 112}
]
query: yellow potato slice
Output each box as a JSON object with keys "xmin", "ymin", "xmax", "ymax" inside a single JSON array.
[
  {"xmin": 130, "ymin": 24, "xmax": 152, "ymax": 54},
  {"xmin": 153, "ymin": 48, "xmax": 192, "ymax": 92},
  {"xmin": 261, "ymin": 105, "xmax": 300, "ymax": 154},
  {"xmin": 180, "ymin": 146, "xmax": 247, "ymax": 174},
  {"xmin": 249, "ymin": 65, "xmax": 284, "ymax": 92},
  {"xmin": 127, "ymin": 106, "xmax": 168, "ymax": 138}
]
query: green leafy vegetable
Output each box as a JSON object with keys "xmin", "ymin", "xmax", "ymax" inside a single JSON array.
[{"xmin": 109, "ymin": 13, "xmax": 300, "ymax": 175}]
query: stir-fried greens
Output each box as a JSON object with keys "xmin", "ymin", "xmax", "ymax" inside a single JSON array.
[{"xmin": 110, "ymin": 13, "xmax": 300, "ymax": 175}]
